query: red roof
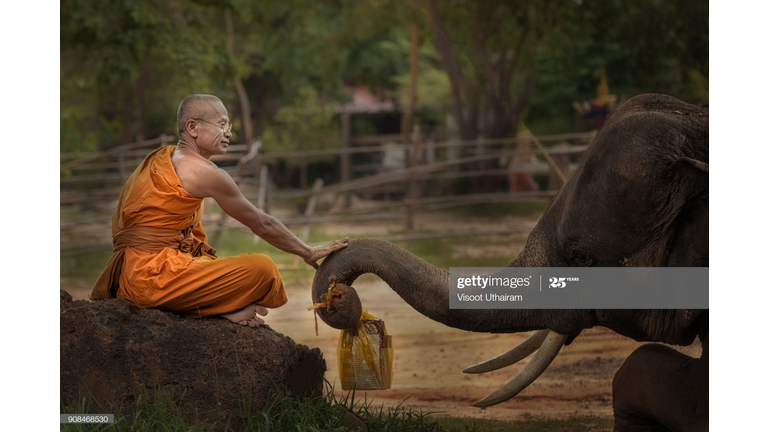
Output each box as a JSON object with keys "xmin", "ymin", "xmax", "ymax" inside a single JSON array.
[{"xmin": 335, "ymin": 86, "xmax": 397, "ymax": 114}]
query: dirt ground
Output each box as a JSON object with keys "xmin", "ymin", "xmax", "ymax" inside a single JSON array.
[
  {"xmin": 61, "ymin": 207, "xmax": 703, "ymax": 423},
  {"xmin": 265, "ymin": 279, "xmax": 701, "ymax": 423},
  {"xmin": 275, "ymin": 210, "xmax": 701, "ymax": 423}
]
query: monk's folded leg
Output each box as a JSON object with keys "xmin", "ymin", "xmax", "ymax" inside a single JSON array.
[{"xmin": 134, "ymin": 252, "xmax": 287, "ymax": 318}]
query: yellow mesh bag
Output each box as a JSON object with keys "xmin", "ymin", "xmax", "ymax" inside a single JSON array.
[{"xmin": 338, "ymin": 309, "xmax": 394, "ymax": 390}]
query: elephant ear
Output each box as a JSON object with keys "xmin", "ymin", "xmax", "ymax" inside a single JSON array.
[
  {"xmin": 667, "ymin": 159, "xmax": 708, "ymax": 344},
  {"xmin": 664, "ymin": 156, "xmax": 708, "ymax": 267}
]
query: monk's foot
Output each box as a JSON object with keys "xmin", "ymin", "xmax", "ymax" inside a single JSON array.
[{"xmin": 221, "ymin": 303, "xmax": 268, "ymax": 327}]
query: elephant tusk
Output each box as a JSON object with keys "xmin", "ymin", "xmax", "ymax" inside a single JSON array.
[
  {"xmin": 463, "ymin": 329, "xmax": 550, "ymax": 374},
  {"xmin": 472, "ymin": 330, "xmax": 567, "ymax": 408}
]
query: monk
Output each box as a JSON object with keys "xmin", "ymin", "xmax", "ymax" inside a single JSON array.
[{"xmin": 90, "ymin": 94, "xmax": 349, "ymax": 327}]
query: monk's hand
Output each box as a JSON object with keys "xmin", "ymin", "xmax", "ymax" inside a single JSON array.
[{"xmin": 304, "ymin": 237, "xmax": 349, "ymax": 269}]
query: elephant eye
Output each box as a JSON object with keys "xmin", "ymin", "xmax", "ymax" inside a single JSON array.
[{"xmin": 568, "ymin": 247, "xmax": 593, "ymax": 266}]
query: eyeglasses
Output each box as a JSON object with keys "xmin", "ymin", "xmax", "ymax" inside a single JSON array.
[{"xmin": 194, "ymin": 118, "xmax": 232, "ymax": 133}]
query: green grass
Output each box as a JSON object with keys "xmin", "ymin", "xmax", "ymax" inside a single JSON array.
[
  {"xmin": 205, "ymin": 229, "xmax": 328, "ymax": 287},
  {"xmin": 397, "ymin": 232, "xmax": 528, "ymax": 270},
  {"xmin": 61, "ymin": 384, "xmax": 207, "ymax": 432},
  {"xmin": 207, "ymin": 229, "xmax": 281, "ymax": 258},
  {"xmin": 61, "ymin": 382, "xmax": 612, "ymax": 431},
  {"xmin": 397, "ymin": 237, "xmax": 515, "ymax": 270},
  {"xmin": 60, "ymin": 382, "xmax": 452, "ymax": 432},
  {"xmin": 61, "ymin": 249, "xmax": 115, "ymax": 277},
  {"xmin": 59, "ymin": 226, "xmax": 528, "ymax": 288},
  {"xmin": 207, "ymin": 227, "xmax": 357, "ymax": 261},
  {"xmin": 60, "ymin": 201, "xmax": 533, "ymax": 290}
]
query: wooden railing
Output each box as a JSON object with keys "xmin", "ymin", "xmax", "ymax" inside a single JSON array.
[{"xmin": 60, "ymin": 130, "xmax": 596, "ymax": 254}]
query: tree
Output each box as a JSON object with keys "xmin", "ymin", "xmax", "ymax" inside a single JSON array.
[
  {"xmin": 260, "ymin": 87, "xmax": 339, "ymax": 155},
  {"xmin": 426, "ymin": 0, "xmax": 564, "ymax": 141},
  {"xmin": 527, "ymin": 0, "xmax": 709, "ymax": 127},
  {"xmin": 260, "ymin": 86, "xmax": 340, "ymax": 188},
  {"xmin": 61, "ymin": 0, "xmax": 229, "ymax": 150}
]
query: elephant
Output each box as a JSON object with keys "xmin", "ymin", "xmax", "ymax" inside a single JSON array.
[{"xmin": 311, "ymin": 93, "xmax": 708, "ymax": 432}]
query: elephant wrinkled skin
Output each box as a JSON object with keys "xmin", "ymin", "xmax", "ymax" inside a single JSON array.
[{"xmin": 312, "ymin": 94, "xmax": 708, "ymax": 432}]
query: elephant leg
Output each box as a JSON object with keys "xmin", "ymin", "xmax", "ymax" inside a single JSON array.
[{"xmin": 612, "ymin": 344, "xmax": 708, "ymax": 432}]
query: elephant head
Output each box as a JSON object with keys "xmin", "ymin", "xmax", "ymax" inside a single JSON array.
[{"xmin": 311, "ymin": 94, "xmax": 708, "ymax": 411}]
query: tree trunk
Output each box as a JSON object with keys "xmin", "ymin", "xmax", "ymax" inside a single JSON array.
[
  {"xmin": 119, "ymin": 84, "xmax": 134, "ymax": 146},
  {"xmin": 427, "ymin": 0, "xmax": 470, "ymax": 140},
  {"xmin": 340, "ymin": 113, "xmax": 352, "ymax": 208},
  {"xmin": 135, "ymin": 52, "xmax": 148, "ymax": 142},
  {"xmin": 401, "ymin": 22, "xmax": 419, "ymax": 156},
  {"xmin": 225, "ymin": 9, "xmax": 253, "ymax": 147},
  {"xmin": 403, "ymin": 23, "xmax": 419, "ymax": 229},
  {"xmin": 299, "ymin": 161, "xmax": 308, "ymax": 190},
  {"xmin": 428, "ymin": 0, "xmax": 539, "ymax": 192}
]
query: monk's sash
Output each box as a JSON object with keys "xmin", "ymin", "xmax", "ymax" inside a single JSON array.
[{"xmin": 89, "ymin": 226, "xmax": 217, "ymax": 301}]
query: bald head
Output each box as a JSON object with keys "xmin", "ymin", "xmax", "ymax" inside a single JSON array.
[{"xmin": 177, "ymin": 94, "xmax": 226, "ymax": 136}]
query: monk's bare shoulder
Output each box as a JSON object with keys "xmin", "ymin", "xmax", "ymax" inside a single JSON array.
[{"xmin": 171, "ymin": 148, "xmax": 230, "ymax": 198}]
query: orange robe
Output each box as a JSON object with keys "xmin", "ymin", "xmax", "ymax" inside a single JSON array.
[{"xmin": 89, "ymin": 145, "xmax": 287, "ymax": 317}]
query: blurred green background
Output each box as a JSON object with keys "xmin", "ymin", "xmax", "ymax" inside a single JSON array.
[{"xmin": 61, "ymin": 0, "xmax": 708, "ymax": 154}]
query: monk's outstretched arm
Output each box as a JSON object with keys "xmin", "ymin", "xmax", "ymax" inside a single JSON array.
[{"xmin": 202, "ymin": 167, "xmax": 348, "ymax": 268}]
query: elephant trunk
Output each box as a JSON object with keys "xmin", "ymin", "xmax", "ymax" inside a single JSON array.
[
  {"xmin": 312, "ymin": 238, "xmax": 602, "ymax": 407},
  {"xmin": 312, "ymin": 238, "xmax": 564, "ymax": 333}
]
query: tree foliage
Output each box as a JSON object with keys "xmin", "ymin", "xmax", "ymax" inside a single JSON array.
[
  {"xmin": 527, "ymin": 0, "xmax": 709, "ymax": 127},
  {"xmin": 260, "ymin": 86, "xmax": 339, "ymax": 163},
  {"xmin": 61, "ymin": 0, "xmax": 229, "ymax": 151},
  {"xmin": 61, "ymin": 0, "xmax": 708, "ymax": 154},
  {"xmin": 425, "ymin": 0, "xmax": 568, "ymax": 140}
]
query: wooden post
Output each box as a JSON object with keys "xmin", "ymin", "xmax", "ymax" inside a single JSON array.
[
  {"xmin": 160, "ymin": 134, "xmax": 170, "ymax": 148},
  {"xmin": 446, "ymin": 114, "xmax": 459, "ymax": 161},
  {"xmin": 292, "ymin": 178, "xmax": 324, "ymax": 265},
  {"xmin": 118, "ymin": 153, "xmax": 128, "ymax": 183},
  {"xmin": 413, "ymin": 125, "xmax": 423, "ymax": 166},
  {"xmin": 253, "ymin": 164, "xmax": 270, "ymax": 244},
  {"xmin": 476, "ymin": 133, "xmax": 485, "ymax": 169},
  {"xmin": 299, "ymin": 160, "xmax": 308, "ymax": 190},
  {"xmin": 406, "ymin": 125, "xmax": 422, "ymax": 229},
  {"xmin": 252, "ymin": 154, "xmax": 261, "ymax": 181},
  {"xmin": 203, "ymin": 197, "xmax": 215, "ymax": 219},
  {"xmin": 547, "ymin": 143, "xmax": 571, "ymax": 190},
  {"xmin": 258, "ymin": 164, "xmax": 269, "ymax": 211},
  {"xmin": 425, "ymin": 139, "xmax": 436, "ymax": 164},
  {"xmin": 235, "ymin": 140, "xmax": 261, "ymax": 183},
  {"xmin": 341, "ymin": 112, "xmax": 351, "ymax": 208},
  {"xmin": 523, "ymin": 126, "xmax": 569, "ymax": 186}
]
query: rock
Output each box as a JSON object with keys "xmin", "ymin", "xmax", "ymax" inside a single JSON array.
[{"xmin": 60, "ymin": 290, "xmax": 326, "ymax": 426}]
